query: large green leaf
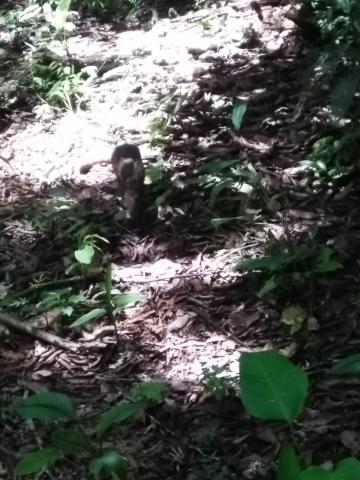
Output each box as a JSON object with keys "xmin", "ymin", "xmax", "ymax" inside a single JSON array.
[
  {"xmin": 15, "ymin": 392, "xmax": 76, "ymax": 420},
  {"xmin": 51, "ymin": 428, "xmax": 93, "ymax": 452},
  {"xmin": 331, "ymin": 353, "xmax": 360, "ymax": 374},
  {"xmin": 299, "ymin": 467, "xmax": 331, "ymax": 480},
  {"xmin": 74, "ymin": 243, "xmax": 95, "ymax": 265},
  {"xmin": 277, "ymin": 443, "xmax": 301, "ymax": 480},
  {"xmin": 240, "ymin": 351, "xmax": 308, "ymax": 422},
  {"xmin": 15, "ymin": 448, "xmax": 63, "ymax": 475},
  {"xmin": 314, "ymin": 247, "xmax": 342, "ymax": 273},
  {"xmin": 113, "ymin": 293, "xmax": 143, "ymax": 308},
  {"xmin": 96, "ymin": 401, "xmax": 145, "ymax": 437},
  {"xmin": 89, "ymin": 450, "xmax": 127, "ymax": 479},
  {"xmin": 70, "ymin": 308, "xmax": 106, "ymax": 328},
  {"xmin": 330, "ymin": 458, "xmax": 360, "ymax": 479}
]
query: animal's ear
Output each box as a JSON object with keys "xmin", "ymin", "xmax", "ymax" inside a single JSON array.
[{"xmin": 80, "ymin": 164, "xmax": 93, "ymax": 174}]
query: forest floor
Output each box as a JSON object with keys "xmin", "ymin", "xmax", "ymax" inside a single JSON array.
[{"xmin": 1, "ymin": 1, "xmax": 360, "ymax": 479}]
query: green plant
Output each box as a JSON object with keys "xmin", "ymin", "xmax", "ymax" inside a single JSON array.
[
  {"xmin": 69, "ymin": 263, "xmax": 142, "ymax": 329},
  {"xmin": 331, "ymin": 352, "xmax": 360, "ymax": 374},
  {"xmin": 4, "ymin": 3, "xmax": 47, "ymax": 42},
  {"xmin": 231, "ymin": 100, "xmax": 247, "ymax": 131},
  {"xmin": 203, "ymin": 366, "xmax": 237, "ymax": 399},
  {"xmin": 0, "ymin": 270, "xmax": 87, "ymax": 318},
  {"xmin": 300, "ymin": 131, "xmax": 360, "ymax": 184},
  {"xmin": 303, "ymin": 0, "xmax": 359, "ymax": 44},
  {"xmin": 24, "ymin": 193, "xmax": 86, "ymax": 231},
  {"xmin": 239, "ymin": 350, "xmax": 360, "ymax": 479},
  {"xmin": 299, "ymin": 0, "xmax": 360, "ymax": 115},
  {"xmin": 30, "ymin": 60, "xmax": 88, "ymax": 110},
  {"xmin": 35, "ymin": 287, "xmax": 86, "ymax": 317},
  {"xmin": 235, "ymin": 243, "xmax": 342, "ymax": 298},
  {"xmin": 150, "ymin": 92, "xmax": 188, "ymax": 146},
  {"xmin": 4, "ymin": 1, "xmax": 90, "ymax": 110},
  {"xmin": 14, "ymin": 381, "xmax": 167, "ymax": 477},
  {"xmin": 197, "ymin": 158, "xmax": 265, "ymax": 227},
  {"xmin": 74, "ymin": 231, "xmax": 108, "ymax": 267},
  {"xmin": 4, "ymin": 0, "xmax": 74, "ymax": 45}
]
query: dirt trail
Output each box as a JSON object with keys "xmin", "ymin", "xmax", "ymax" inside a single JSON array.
[
  {"xmin": 0, "ymin": 0, "xmax": 292, "ymax": 183},
  {"xmin": 1, "ymin": 3, "xmax": 329, "ymax": 479}
]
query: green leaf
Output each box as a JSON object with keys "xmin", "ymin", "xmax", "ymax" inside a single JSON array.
[
  {"xmin": 18, "ymin": 4, "xmax": 41, "ymax": 22},
  {"xmin": 113, "ymin": 293, "xmax": 143, "ymax": 309},
  {"xmin": 331, "ymin": 458, "xmax": 360, "ymax": 479},
  {"xmin": 54, "ymin": 0, "xmax": 72, "ymax": 31},
  {"xmin": 68, "ymin": 294, "xmax": 86, "ymax": 304},
  {"xmin": 239, "ymin": 350, "xmax": 308, "ymax": 422},
  {"xmin": 299, "ymin": 466, "xmax": 331, "ymax": 480},
  {"xmin": 89, "ymin": 450, "xmax": 127, "ymax": 479},
  {"xmin": 51, "ymin": 428, "xmax": 93, "ymax": 452},
  {"xmin": 315, "ymin": 247, "xmax": 342, "ymax": 273},
  {"xmin": 15, "ymin": 447, "xmax": 63, "ymax": 475},
  {"xmin": 315, "ymin": 260, "xmax": 342, "ymax": 273},
  {"xmin": 69, "ymin": 308, "xmax": 106, "ymax": 328},
  {"xmin": 96, "ymin": 402, "xmax": 145, "ymax": 437},
  {"xmin": 15, "ymin": 392, "xmax": 76, "ymax": 420},
  {"xmin": 331, "ymin": 353, "xmax": 360, "ymax": 374},
  {"xmin": 61, "ymin": 306, "xmax": 73, "ymax": 317},
  {"xmin": 134, "ymin": 381, "xmax": 168, "ymax": 403},
  {"xmin": 277, "ymin": 443, "xmax": 301, "ymax": 480},
  {"xmin": 335, "ymin": 0, "xmax": 351, "ymax": 14},
  {"xmin": 74, "ymin": 244, "xmax": 95, "ymax": 265},
  {"xmin": 232, "ymin": 101, "xmax": 247, "ymax": 130},
  {"xmin": 258, "ymin": 275, "xmax": 279, "ymax": 298}
]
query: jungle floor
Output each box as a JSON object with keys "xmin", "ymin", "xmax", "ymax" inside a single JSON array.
[{"xmin": 1, "ymin": 0, "xmax": 360, "ymax": 479}]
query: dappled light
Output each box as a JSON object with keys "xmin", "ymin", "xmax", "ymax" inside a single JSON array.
[{"xmin": 1, "ymin": 0, "xmax": 360, "ymax": 478}]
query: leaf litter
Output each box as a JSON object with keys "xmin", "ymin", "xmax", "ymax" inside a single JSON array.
[{"xmin": 1, "ymin": 0, "xmax": 360, "ymax": 478}]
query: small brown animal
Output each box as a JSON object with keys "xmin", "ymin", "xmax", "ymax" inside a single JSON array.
[{"xmin": 80, "ymin": 144, "xmax": 145, "ymax": 225}]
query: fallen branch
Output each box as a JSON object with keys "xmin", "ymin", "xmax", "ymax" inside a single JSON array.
[{"xmin": 0, "ymin": 312, "xmax": 84, "ymax": 353}]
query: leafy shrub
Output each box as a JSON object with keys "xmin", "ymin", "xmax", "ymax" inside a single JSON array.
[
  {"xmin": 300, "ymin": 0, "xmax": 360, "ymax": 115},
  {"xmin": 240, "ymin": 350, "xmax": 360, "ymax": 479},
  {"xmin": 29, "ymin": 60, "xmax": 89, "ymax": 110},
  {"xmin": 14, "ymin": 381, "xmax": 167, "ymax": 477},
  {"xmin": 235, "ymin": 243, "xmax": 342, "ymax": 298},
  {"xmin": 300, "ymin": 130, "xmax": 360, "ymax": 184}
]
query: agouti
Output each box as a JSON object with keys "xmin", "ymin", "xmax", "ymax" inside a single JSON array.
[{"xmin": 80, "ymin": 143, "xmax": 145, "ymax": 226}]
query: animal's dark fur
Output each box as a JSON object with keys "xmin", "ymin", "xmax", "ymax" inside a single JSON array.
[
  {"xmin": 111, "ymin": 144, "xmax": 144, "ymax": 225},
  {"xmin": 80, "ymin": 143, "xmax": 144, "ymax": 225}
]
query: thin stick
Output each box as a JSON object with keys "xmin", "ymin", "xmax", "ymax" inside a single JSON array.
[{"xmin": 0, "ymin": 312, "xmax": 84, "ymax": 353}]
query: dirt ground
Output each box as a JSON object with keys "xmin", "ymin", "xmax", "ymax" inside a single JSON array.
[{"xmin": 1, "ymin": 1, "xmax": 360, "ymax": 479}]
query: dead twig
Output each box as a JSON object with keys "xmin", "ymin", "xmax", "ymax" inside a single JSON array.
[{"xmin": 0, "ymin": 312, "xmax": 84, "ymax": 353}]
